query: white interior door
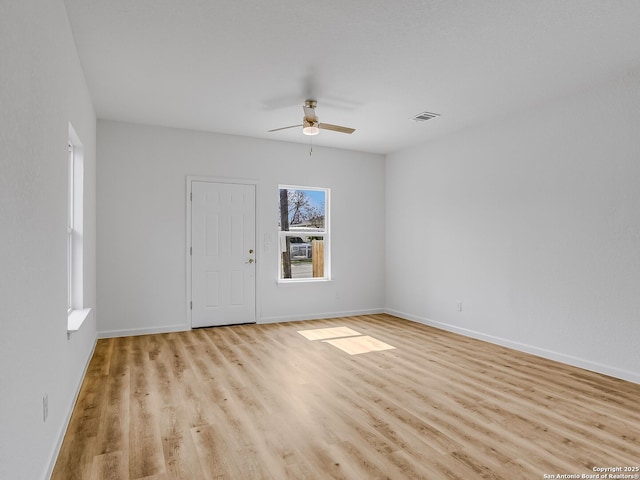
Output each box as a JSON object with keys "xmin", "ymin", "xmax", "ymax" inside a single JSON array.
[{"xmin": 191, "ymin": 181, "xmax": 256, "ymax": 327}]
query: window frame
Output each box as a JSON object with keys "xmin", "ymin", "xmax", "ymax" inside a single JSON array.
[
  {"xmin": 67, "ymin": 144, "xmax": 74, "ymax": 313},
  {"xmin": 67, "ymin": 124, "xmax": 91, "ymax": 335},
  {"xmin": 277, "ymin": 185, "xmax": 331, "ymax": 283}
]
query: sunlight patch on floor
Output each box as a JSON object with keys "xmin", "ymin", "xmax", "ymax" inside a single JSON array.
[
  {"xmin": 322, "ymin": 335, "xmax": 396, "ymax": 355},
  {"xmin": 297, "ymin": 326, "xmax": 395, "ymax": 355},
  {"xmin": 297, "ymin": 326, "xmax": 361, "ymax": 340}
]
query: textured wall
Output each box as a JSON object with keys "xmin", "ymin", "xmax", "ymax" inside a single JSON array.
[
  {"xmin": 0, "ymin": 1, "xmax": 97, "ymax": 479},
  {"xmin": 386, "ymin": 70, "xmax": 640, "ymax": 383},
  {"xmin": 97, "ymin": 120, "xmax": 385, "ymax": 335}
]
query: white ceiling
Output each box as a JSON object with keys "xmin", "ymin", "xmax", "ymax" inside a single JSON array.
[{"xmin": 63, "ymin": 0, "xmax": 640, "ymax": 155}]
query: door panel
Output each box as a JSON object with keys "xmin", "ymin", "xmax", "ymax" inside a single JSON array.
[{"xmin": 192, "ymin": 181, "xmax": 256, "ymax": 327}]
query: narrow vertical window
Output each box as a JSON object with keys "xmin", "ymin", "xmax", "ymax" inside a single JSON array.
[
  {"xmin": 67, "ymin": 144, "xmax": 74, "ymax": 312},
  {"xmin": 278, "ymin": 185, "xmax": 330, "ymax": 281},
  {"xmin": 67, "ymin": 123, "xmax": 90, "ymax": 333}
]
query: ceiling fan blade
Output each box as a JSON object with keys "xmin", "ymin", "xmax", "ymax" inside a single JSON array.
[
  {"xmin": 268, "ymin": 124, "xmax": 303, "ymax": 132},
  {"xmin": 318, "ymin": 123, "xmax": 355, "ymax": 134}
]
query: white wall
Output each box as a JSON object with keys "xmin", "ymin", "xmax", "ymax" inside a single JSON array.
[
  {"xmin": 97, "ymin": 120, "xmax": 385, "ymax": 336},
  {"xmin": 386, "ymin": 70, "xmax": 640, "ymax": 383},
  {"xmin": 0, "ymin": 1, "xmax": 97, "ymax": 479}
]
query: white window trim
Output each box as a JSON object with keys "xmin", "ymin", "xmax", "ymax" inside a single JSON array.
[
  {"xmin": 67, "ymin": 124, "xmax": 90, "ymax": 335},
  {"xmin": 277, "ymin": 185, "xmax": 331, "ymax": 283},
  {"xmin": 67, "ymin": 143, "xmax": 74, "ymax": 313}
]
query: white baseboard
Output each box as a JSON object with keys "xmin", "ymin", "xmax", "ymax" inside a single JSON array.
[
  {"xmin": 260, "ymin": 308, "xmax": 385, "ymax": 324},
  {"xmin": 98, "ymin": 323, "xmax": 189, "ymax": 338},
  {"xmin": 97, "ymin": 311, "xmax": 387, "ymax": 336},
  {"xmin": 385, "ymin": 308, "xmax": 640, "ymax": 385}
]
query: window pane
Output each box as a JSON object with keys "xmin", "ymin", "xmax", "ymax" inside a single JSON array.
[
  {"xmin": 278, "ymin": 188, "xmax": 326, "ymax": 232},
  {"xmin": 68, "ymin": 145, "xmax": 74, "ymax": 310},
  {"xmin": 280, "ymin": 236, "xmax": 325, "ymax": 279}
]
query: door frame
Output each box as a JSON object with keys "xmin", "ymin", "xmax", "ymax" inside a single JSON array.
[{"xmin": 186, "ymin": 176, "xmax": 260, "ymax": 328}]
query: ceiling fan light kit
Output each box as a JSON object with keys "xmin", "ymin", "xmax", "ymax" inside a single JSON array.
[
  {"xmin": 302, "ymin": 120, "xmax": 320, "ymax": 136},
  {"xmin": 269, "ymin": 99, "xmax": 355, "ymax": 136}
]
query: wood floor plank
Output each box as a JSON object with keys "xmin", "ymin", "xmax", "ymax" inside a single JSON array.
[
  {"xmin": 89, "ymin": 451, "xmax": 127, "ymax": 480},
  {"xmin": 128, "ymin": 336, "xmax": 166, "ymax": 479},
  {"xmin": 158, "ymin": 406, "xmax": 209, "ymax": 480},
  {"xmin": 52, "ymin": 314, "xmax": 640, "ymax": 479}
]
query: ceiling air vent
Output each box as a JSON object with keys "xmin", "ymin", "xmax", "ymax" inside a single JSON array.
[{"xmin": 411, "ymin": 111, "xmax": 440, "ymax": 122}]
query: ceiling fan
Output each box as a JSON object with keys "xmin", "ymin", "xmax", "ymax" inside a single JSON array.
[{"xmin": 268, "ymin": 99, "xmax": 355, "ymax": 136}]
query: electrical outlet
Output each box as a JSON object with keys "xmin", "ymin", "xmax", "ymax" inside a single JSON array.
[
  {"xmin": 43, "ymin": 394, "xmax": 48, "ymax": 422},
  {"xmin": 456, "ymin": 301, "xmax": 463, "ymax": 312}
]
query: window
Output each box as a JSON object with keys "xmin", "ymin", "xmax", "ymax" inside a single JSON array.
[
  {"xmin": 67, "ymin": 124, "xmax": 90, "ymax": 333},
  {"xmin": 278, "ymin": 185, "xmax": 330, "ymax": 281},
  {"xmin": 67, "ymin": 143, "xmax": 74, "ymax": 312}
]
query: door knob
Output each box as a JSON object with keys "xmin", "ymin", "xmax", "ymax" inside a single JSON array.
[{"xmin": 245, "ymin": 258, "xmax": 255, "ymax": 264}]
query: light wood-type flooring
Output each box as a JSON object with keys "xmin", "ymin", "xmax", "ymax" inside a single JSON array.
[{"xmin": 52, "ymin": 314, "xmax": 640, "ymax": 479}]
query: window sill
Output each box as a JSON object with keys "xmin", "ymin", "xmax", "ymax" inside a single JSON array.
[
  {"xmin": 276, "ymin": 278, "xmax": 333, "ymax": 286},
  {"xmin": 67, "ymin": 308, "xmax": 91, "ymax": 337}
]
